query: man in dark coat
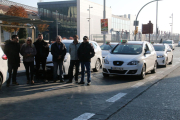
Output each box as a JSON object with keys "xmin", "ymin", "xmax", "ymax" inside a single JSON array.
[
  {"xmin": 4, "ymin": 35, "xmax": 20, "ymax": 87},
  {"xmin": 33, "ymin": 33, "xmax": 49, "ymax": 82},
  {"xmin": 51, "ymin": 35, "xmax": 66, "ymax": 82},
  {"xmin": 78, "ymin": 36, "xmax": 95, "ymax": 86}
]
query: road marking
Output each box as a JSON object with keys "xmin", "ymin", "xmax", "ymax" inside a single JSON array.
[
  {"xmin": 147, "ymin": 76, "xmax": 156, "ymax": 80},
  {"xmin": 106, "ymin": 93, "xmax": 127, "ymax": 103},
  {"xmin": 157, "ymin": 71, "xmax": 163, "ymax": 74},
  {"xmin": 131, "ymin": 82, "xmax": 145, "ymax": 88},
  {"xmin": 73, "ymin": 113, "xmax": 95, "ymax": 120},
  {"xmin": 44, "ymin": 84, "xmax": 69, "ymax": 92}
]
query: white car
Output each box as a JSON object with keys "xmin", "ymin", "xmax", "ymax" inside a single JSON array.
[
  {"xmin": 178, "ymin": 41, "xmax": 180, "ymax": 47},
  {"xmin": 46, "ymin": 40, "xmax": 102, "ymax": 77},
  {"xmin": 0, "ymin": 46, "xmax": 8, "ymax": 89},
  {"xmin": 162, "ymin": 40, "xmax": 175, "ymax": 50},
  {"xmin": 153, "ymin": 44, "xmax": 173, "ymax": 67},
  {"xmin": 102, "ymin": 40, "xmax": 157, "ymax": 79},
  {"xmin": 100, "ymin": 42, "xmax": 118, "ymax": 59}
]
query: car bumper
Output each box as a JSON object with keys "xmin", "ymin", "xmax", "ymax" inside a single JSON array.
[
  {"xmin": 157, "ymin": 57, "xmax": 166, "ymax": 65},
  {"xmin": 102, "ymin": 62, "xmax": 143, "ymax": 75}
]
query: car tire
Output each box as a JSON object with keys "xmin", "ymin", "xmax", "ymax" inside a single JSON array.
[
  {"xmin": 0, "ymin": 75, "xmax": 2, "ymax": 90},
  {"xmin": 93, "ymin": 59, "xmax": 101, "ymax": 72},
  {"xmin": 164, "ymin": 58, "xmax": 168, "ymax": 67},
  {"xmin": 151, "ymin": 61, "xmax": 157, "ymax": 73},
  {"xmin": 169, "ymin": 56, "xmax": 173, "ymax": 65},
  {"xmin": 139, "ymin": 65, "xmax": 146, "ymax": 79},
  {"xmin": 103, "ymin": 73, "xmax": 109, "ymax": 77}
]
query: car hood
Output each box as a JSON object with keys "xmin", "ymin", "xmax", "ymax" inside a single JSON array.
[
  {"xmin": 155, "ymin": 51, "xmax": 165, "ymax": 56},
  {"xmin": 102, "ymin": 50, "xmax": 110, "ymax": 58},
  {"xmin": 106, "ymin": 54, "xmax": 142, "ymax": 62}
]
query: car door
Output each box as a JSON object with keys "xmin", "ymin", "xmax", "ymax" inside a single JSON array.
[
  {"xmin": 166, "ymin": 45, "xmax": 173, "ymax": 62},
  {"xmin": 148, "ymin": 43, "xmax": 156, "ymax": 70},
  {"xmin": 89, "ymin": 42, "xmax": 98, "ymax": 69},
  {"xmin": 144, "ymin": 44, "xmax": 151, "ymax": 72}
]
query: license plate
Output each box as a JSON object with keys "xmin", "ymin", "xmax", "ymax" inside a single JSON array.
[{"xmin": 111, "ymin": 67, "xmax": 123, "ymax": 71}]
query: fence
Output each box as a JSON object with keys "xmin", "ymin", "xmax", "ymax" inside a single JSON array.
[{"xmin": 92, "ymin": 33, "xmax": 180, "ymax": 43}]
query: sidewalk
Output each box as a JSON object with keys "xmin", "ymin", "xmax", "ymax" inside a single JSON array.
[{"xmin": 107, "ymin": 66, "xmax": 180, "ymax": 120}]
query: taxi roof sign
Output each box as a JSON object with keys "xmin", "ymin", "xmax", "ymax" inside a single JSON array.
[{"xmin": 121, "ymin": 40, "xmax": 128, "ymax": 43}]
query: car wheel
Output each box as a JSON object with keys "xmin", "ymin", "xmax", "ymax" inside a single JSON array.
[
  {"xmin": 169, "ymin": 56, "xmax": 173, "ymax": 65},
  {"xmin": 139, "ymin": 65, "xmax": 146, "ymax": 79},
  {"xmin": 0, "ymin": 75, "xmax": 2, "ymax": 90},
  {"xmin": 103, "ymin": 73, "xmax": 109, "ymax": 77},
  {"xmin": 93, "ymin": 59, "xmax": 101, "ymax": 72},
  {"xmin": 164, "ymin": 58, "xmax": 168, "ymax": 67},
  {"xmin": 151, "ymin": 61, "xmax": 157, "ymax": 73}
]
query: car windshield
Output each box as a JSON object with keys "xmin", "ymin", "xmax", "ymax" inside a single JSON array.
[
  {"xmin": 163, "ymin": 41, "xmax": 172, "ymax": 44},
  {"xmin": 111, "ymin": 44, "xmax": 142, "ymax": 55},
  {"xmin": 153, "ymin": 45, "xmax": 165, "ymax": 51},
  {"xmin": 100, "ymin": 44, "xmax": 116, "ymax": 50},
  {"xmin": 49, "ymin": 42, "xmax": 71, "ymax": 52}
]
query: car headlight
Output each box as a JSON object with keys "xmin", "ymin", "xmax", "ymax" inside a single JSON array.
[
  {"xmin": 104, "ymin": 59, "xmax": 109, "ymax": 64},
  {"xmin": 157, "ymin": 55, "xmax": 164, "ymax": 58},
  {"xmin": 127, "ymin": 61, "xmax": 139, "ymax": 65}
]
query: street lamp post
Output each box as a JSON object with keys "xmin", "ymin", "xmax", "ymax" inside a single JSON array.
[
  {"xmin": 134, "ymin": 0, "xmax": 162, "ymax": 41},
  {"xmin": 87, "ymin": 5, "xmax": 93, "ymax": 40},
  {"xmin": 103, "ymin": 0, "xmax": 106, "ymax": 43},
  {"xmin": 56, "ymin": 10, "xmax": 58, "ymax": 36},
  {"xmin": 170, "ymin": 13, "xmax": 173, "ymax": 34}
]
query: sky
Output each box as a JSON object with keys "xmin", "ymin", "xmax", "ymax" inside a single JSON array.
[{"xmin": 9, "ymin": 0, "xmax": 180, "ymax": 33}]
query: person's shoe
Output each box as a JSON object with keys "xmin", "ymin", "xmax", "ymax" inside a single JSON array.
[
  {"xmin": 78, "ymin": 81, "xmax": 85, "ymax": 85},
  {"xmin": 66, "ymin": 81, "xmax": 72, "ymax": 84},
  {"xmin": 12, "ymin": 82, "xmax": 19, "ymax": 85},
  {"xmin": 31, "ymin": 80, "xmax": 35, "ymax": 85},
  {"xmin": 53, "ymin": 80, "xmax": 57, "ymax": 83},
  {"xmin": 60, "ymin": 79, "xmax": 64, "ymax": 82},
  {"xmin": 6, "ymin": 83, "xmax": 10, "ymax": 87},
  {"xmin": 27, "ymin": 80, "xmax": 30, "ymax": 84},
  {"xmin": 87, "ymin": 82, "xmax": 91, "ymax": 86}
]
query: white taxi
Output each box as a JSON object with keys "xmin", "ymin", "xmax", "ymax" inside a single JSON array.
[{"xmin": 102, "ymin": 40, "xmax": 157, "ymax": 79}]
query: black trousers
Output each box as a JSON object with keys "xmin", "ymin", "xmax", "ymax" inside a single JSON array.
[
  {"xmin": 35, "ymin": 58, "xmax": 46, "ymax": 79},
  {"xmin": 68, "ymin": 60, "xmax": 80, "ymax": 81},
  {"xmin": 7, "ymin": 64, "xmax": 18, "ymax": 84},
  {"xmin": 23, "ymin": 62, "xmax": 34, "ymax": 81}
]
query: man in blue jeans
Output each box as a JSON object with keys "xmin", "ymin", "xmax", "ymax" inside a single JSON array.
[
  {"xmin": 51, "ymin": 35, "xmax": 66, "ymax": 82},
  {"xmin": 78, "ymin": 36, "xmax": 95, "ymax": 86}
]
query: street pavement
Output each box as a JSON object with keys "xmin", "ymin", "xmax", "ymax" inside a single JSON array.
[{"xmin": 1, "ymin": 46, "xmax": 180, "ymax": 120}]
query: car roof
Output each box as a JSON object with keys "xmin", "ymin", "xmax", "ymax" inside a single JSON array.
[
  {"xmin": 119, "ymin": 41, "xmax": 145, "ymax": 44},
  {"xmin": 62, "ymin": 40, "xmax": 96, "ymax": 43}
]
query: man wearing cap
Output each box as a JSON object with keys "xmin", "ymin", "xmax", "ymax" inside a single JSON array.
[{"xmin": 77, "ymin": 36, "xmax": 95, "ymax": 86}]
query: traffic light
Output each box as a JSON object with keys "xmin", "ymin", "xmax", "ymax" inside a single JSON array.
[{"xmin": 134, "ymin": 27, "xmax": 138, "ymax": 35}]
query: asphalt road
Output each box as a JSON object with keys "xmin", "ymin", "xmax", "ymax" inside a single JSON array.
[{"xmin": 1, "ymin": 46, "xmax": 180, "ymax": 120}]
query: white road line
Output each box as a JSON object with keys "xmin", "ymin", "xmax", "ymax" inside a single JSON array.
[
  {"xmin": 44, "ymin": 84, "xmax": 69, "ymax": 92},
  {"xmin": 131, "ymin": 82, "xmax": 145, "ymax": 88},
  {"xmin": 147, "ymin": 76, "xmax": 156, "ymax": 80},
  {"xmin": 157, "ymin": 71, "xmax": 163, "ymax": 74},
  {"xmin": 73, "ymin": 113, "xmax": 95, "ymax": 120},
  {"xmin": 106, "ymin": 93, "xmax": 127, "ymax": 103}
]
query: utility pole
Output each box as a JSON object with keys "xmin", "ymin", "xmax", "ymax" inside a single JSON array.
[
  {"xmin": 156, "ymin": 0, "xmax": 158, "ymax": 41},
  {"xmin": 170, "ymin": 13, "xmax": 173, "ymax": 34},
  {"xmin": 87, "ymin": 5, "xmax": 93, "ymax": 40},
  {"xmin": 103, "ymin": 0, "xmax": 106, "ymax": 43}
]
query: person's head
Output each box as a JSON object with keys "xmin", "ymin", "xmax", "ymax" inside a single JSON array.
[
  {"xmin": 38, "ymin": 33, "xmax": 43, "ymax": 41},
  {"xmin": 11, "ymin": 35, "xmax": 19, "ymax": 43},
  {"xmin": 26, "ymin": 37, "xmax": 33, "ymax": 47},
  {"xmin": 83, "ymin": 36, "xmax": 89, "ymax": 43},
  {"xmin": 56, "ymin": 35, "xmax": 62, "ymax": 44},
  {"xmin": 73, "ymin": 35, "xmax": 79, "ymax": 41}
]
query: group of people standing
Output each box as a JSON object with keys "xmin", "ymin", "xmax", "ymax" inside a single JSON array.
[{"xmin": 4, "ymin": 33, "xmax": 95, "ymax": 87}]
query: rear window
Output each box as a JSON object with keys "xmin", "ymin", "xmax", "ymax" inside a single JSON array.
[
  {"xmin": 153, "ymin": 45, "xmax": 165, "ymax": 51},
  {"xmin": 100, "ymin": 44, "xmax": 116, "ymax": 50},
  {"xmin": 163, "ymin": 41, "xmax": 172, "ymax": 44}
]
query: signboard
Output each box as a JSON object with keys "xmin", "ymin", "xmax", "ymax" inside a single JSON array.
[
  {"xmin": 101, "ymin": 19, "xmax": 108, "ymax": 34},
  {"xmin": 142, "ymin": 21, "xmax": 153, "ymax": 34}
]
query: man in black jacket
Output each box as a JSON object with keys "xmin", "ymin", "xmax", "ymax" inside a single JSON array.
[
  {"xmin": 51, "ymin": 35, "xmax": 66, "ymax": 82},
  {"xmin": 78, "ymin": 36, "xmax": 95, "ymax": 86},
  {"xmin": 33, "ymin": 33, "xmax": 49, "ymax": 82},
  {"xmin": 4, "ymin": 35, "xmax": 20, "ymax": 87}
]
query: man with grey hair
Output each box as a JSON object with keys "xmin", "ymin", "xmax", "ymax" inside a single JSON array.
[{"xmin": 51, "ymin": 35, "xmax": 66, "ymax": 82}]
